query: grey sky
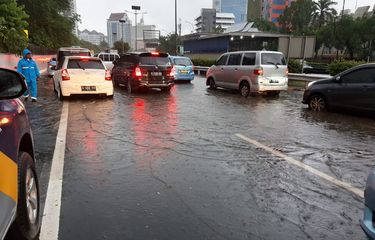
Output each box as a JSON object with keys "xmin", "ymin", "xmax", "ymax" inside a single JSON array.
[{"xmin": 77, "ymin": 0, "xmax": 374, "ymax": 35}]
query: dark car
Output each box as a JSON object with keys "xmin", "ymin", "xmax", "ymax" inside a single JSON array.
[
  {"xmin": 303, "ymin": 64, "xmax": 375, "ymax": 113},
  {"xmin": 111, "ymin": 52, "xmax": 174, "ymax": 93},
  {"xmin": 361, "ymin": 170, "xmax": 375, "ymax": 239},
  {"xmin": 0, "ymin": 68, "xmax": 41, "ymax": 239}
]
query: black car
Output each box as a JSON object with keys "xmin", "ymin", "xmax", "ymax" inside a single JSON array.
[
  {"xmin": 111, "ymin": 52, "xmax": 175, "ymax": 93},
  {"xmin": 0, "ymin": 68, "xmax": 41, "ymax": 239},
  {"xmin": 361, "ymin": 169, "xmax": 375, "ymax": 240},
  {"xmin": 303, "ymin": 64, "xmax": 375, "ymax": 113}
]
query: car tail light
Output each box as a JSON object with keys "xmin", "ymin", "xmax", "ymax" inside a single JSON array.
[
  {"xmin": 168, "ymin": 66, "xmax": 176, "ymax": 78},
  {"xmin": 253, "ymin": 67, "xmax": 263, "ymax": 76},
  {"xmin": 134, "ymin": 66, "xmax": 142, "ymax": 78},
  {"xmin": 62, "ymin": 69, "xmax": 70, "ymax": 81},
  {"xmin": 151, "ymin": 52, "xmax": 159, "ymax": 56},
  {"xmin": 105, "ymin": 70, "xmax": 112, "ymax": 81},
  {"xmin": 286, "ymin": 69, "xmax": 289, "ymax": 75},
  {"xmin": 0, "ymin": 113, "xmax": 13, "ymax": 127}
]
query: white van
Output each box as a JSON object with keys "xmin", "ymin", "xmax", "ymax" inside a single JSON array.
[
  {"xmin": 206, "ymin": 51, "xmax": 288, "ymax": 97},
  {"xmin": 97, "ymin": 52, "xmax": 120, "ymax": 71}
]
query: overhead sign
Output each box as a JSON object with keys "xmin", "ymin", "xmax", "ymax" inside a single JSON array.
[{"xmin": 132, "ymin": 5, "xmax": 141, "ymax": 10}]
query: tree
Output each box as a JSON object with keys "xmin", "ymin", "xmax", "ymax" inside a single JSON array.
[
  {"xmin": 99, "ymin": 41, "xmax": 109, "ymax": 51},
  {"xmin": 213, "ymin": 25, "xmax": 224, "ymax": 33},
  {"xmin": 113, "ymin": 41, "xmax": 130, "ymax": 54},
  {"xmin": 254, "ymin": 19, "xmax": 277, "ymax": 32},
  {"xmin": 157, "ymin": 34, "xmax": 179, "ymax": 54},
  {"xmin": 312, "ymin": 0, "xmax": 337, "ymax": 28},
  {"xmin": 333, "ymin": 16, "xmax": 361, "ymax": 59},
  {"xmin": 0, "ymin": 0, "xmax": 28, "ymax": 53},
  {"xmin": 279, "ymin": 0, "xmax": 315, "ymax": 34},
  {"xmin": 17, "ymin": 0, "xmax": 79, "ymax": 52}
]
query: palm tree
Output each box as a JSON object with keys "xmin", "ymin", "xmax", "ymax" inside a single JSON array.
[{"xmin": 313, "ymin": 0, "xmax": 337, "ymax": 28}]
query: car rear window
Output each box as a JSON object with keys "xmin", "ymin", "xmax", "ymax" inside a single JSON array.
[
  {"xmin": 67, "ymin": 59, "xmax": 105, "ymax": 69},
  {"xmin": 140, "ymin": 57, "xmax": 171, "ymax": 66},
  {"xmin": 173, "ymin": 58, "xmax": 193, "ymax": 66},
  {"xmin": 261, "ymin": 53, "xmax": 286, "ymax": 66}
]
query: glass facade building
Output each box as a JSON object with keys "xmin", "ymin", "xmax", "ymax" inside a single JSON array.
[{"xmin": 214, "ymin": 0, "xmax": 248, "ymax": 23}]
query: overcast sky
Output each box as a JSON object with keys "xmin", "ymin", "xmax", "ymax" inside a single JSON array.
[{"xmin": 76, "ymin": 0, "xmax": 375, "ymax": 35}]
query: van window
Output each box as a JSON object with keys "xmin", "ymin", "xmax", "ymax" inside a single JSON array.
[
  {"xmin": 242, "ymin": 53, "xmax": 256, "ymax": 66},
  {"xmin": 98, "ymin": 54, "xmax": 104, "ymax": 61},
  {"xmin": 115, "ymin": 55, "xmax": 120, "ymax": 61},
  {"xmin": 227, "ymin": 54, "xmax": 242, "ymax": 66},
  {"xmin": 67, "ymin": 59, "xmax": 105, "ymax": 70},
  {"xmin": 261, "ymin": 53, "xmax": 286, "ymax": 66},
  {"xmin": 109, "ymin": 55, "xmax": 115, "ymax": 62},
  {"xmin": 216, "ymin": 55, "xmax": 228, "ymax": 66}
]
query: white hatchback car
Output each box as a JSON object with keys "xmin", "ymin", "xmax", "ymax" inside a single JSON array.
[
  {"xmin": 53, "ymin": 56, "xmax": 114, "ymax": 100},
  {"xmin": 206, "ymin": 51, "xmax": 288, "ymax": 97}
]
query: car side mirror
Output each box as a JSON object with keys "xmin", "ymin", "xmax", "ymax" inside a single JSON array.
[
  {"xmin": 335, "ymin": 76, "xmax": 342, "ymax": 82},
  {"xmin": 0, "ymin": 68, "xmax": 27, "ymax": 100}
]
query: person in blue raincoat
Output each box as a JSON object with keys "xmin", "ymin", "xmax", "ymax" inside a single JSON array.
[{"xmin": 17, "ymin": 49, "xmax": 40, "ymax": 102}]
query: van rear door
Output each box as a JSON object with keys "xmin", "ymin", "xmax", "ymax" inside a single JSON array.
[{"xmin": 260, "ymin": 53, "xmax": 288, "ymax": 85}]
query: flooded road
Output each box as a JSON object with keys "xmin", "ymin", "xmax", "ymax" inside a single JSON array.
[{"xmin": 14, "ymin": 75, "xmax": 375, "ymax": 239}]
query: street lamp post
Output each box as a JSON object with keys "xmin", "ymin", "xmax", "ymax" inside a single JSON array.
[
  {"xmin": 119, "ymin": 19, "xmax": 126, "ymax": 54},
  {"xmin": 175, "ymin": 0, "xmax": 178, "ymax": 55},
  {"xmin": 126, "ymin": 6, "xmax": 147, "ymax": 51}
]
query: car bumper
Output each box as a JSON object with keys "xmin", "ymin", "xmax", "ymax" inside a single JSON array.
[
  {"xmin": 360, "ymin": 206, "xmax": 375, "ymax": 240},
  {"xmin": 174, "ymin": 73, "xmax": 195, "ymax": 81},
  {"xmin": 138, "ymin": 81, "xmax": 174, "ymax": 88},
  {"xmin": 302, "ymin": 90, "xmax": 311, "ymax": 104},
  {"xmin": 254, "ymin": 84, "xmax": 288, "ymax": 92},
  {"xmin": 61, "ymin": 83, "xmax": 114, "ymax": 96}
]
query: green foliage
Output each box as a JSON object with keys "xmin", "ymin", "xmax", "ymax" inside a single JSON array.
[
  {"xmin": 254, "ymin": 19, "xmax": 277, "ymax": 32},
  {"xmin": 17, "ymin": 0, "xmax": 79, "ymax": 52},
  {"xmin": 113, "ymin": 41, "xmax": 130, "ymax": 54},
  {"xmin": 213, "ymin": 25, "xmax": 224, "ymax": 33},
  {"xmin": 0, "ymin": 0, "xmax": 28, "ymax": 53},
  {"xmin": 157, "ymin": 34, "xmax": 179, "ymax": 55},
  {"xmin": 191, "ymin": 58, "xmax": 216, "ymax": 67},
  {"xmin": 279, "ymin": 0, "xmax": 315, "ymax": 34},
  {"xmin": 312, "ymin": 0, "xmax": 337, "ymax": 28},
  {"xmin": 99, "ymin": 41, "xmax": 109, "ymax": 51},
  {"xmin": 287, "ymin": 59, "xmax": 302, "ymax": 73},
  {"xmin": 328, "ymin": 60, "xmax": 365, "ymax": 76}
]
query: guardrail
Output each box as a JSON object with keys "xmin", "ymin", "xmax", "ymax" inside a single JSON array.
[{"xmin": 194, "ymin": 66, "xmax": 331, "ymax": 85}]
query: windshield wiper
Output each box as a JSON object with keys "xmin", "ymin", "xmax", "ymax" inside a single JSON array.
[
  {"xmin": 267, "ymin": 62, "xmax": 279, "ymax": 69},
  {"xmin": 77, "ymin": 61, "xmax": 85, "ymax": 70}
]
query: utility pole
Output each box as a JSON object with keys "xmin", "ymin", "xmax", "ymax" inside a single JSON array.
[
  {"xmin": 126, "ymin": 6, "xmax": 146, "ymax": 51},
  {"xmin": 175, "ymin": 0, "xmax": 178, "ymax": 55},
  {"xmin": 341, "ymin": 0, "xmax": 346, "ymax": 17}
]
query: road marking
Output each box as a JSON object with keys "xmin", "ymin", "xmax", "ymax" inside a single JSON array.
[
  {"xmin": 40, "ymin": 102, "xmax": 69, "ymax": 240},
  {"xmin": 235, "ymin": 133, "xmax": 364, "ymax": 199}
]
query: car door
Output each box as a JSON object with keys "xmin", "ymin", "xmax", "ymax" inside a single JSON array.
[
  {"xmin": 225, "ymin": 53, "xmax": 243, "ymax": 89},
  {"xmin": 213, "ymin": 54, "xmax": 229, "ymax": 87},
  {"xmin": 334, "ymin": 67, "xmax": 375, "ymax": 111}
]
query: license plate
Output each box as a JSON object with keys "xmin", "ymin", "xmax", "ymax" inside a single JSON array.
[
  {"xmin": 270, "ymin": 80, "xmax": 279, "ymax": 83},
  {"xmin": 81, "ymin": 86, "xmax": 96, "ymax": 91},
  {"xmin": 150, "ymin": 72, "xmax": 162, "ymax": 77},
  {"xmin": 180, "ymin": 70, "xmax": 189, "ymax": 74}
]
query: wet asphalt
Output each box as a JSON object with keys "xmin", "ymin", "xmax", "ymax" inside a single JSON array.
[{"xmin": 13, "ymin": 75, "xmax": 375, "ymax": 239}]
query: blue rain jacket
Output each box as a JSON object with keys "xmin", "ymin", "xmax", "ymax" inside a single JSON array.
[{"xmin": 17, "ymin": 49, "xmax": 40, "ymax": 82}]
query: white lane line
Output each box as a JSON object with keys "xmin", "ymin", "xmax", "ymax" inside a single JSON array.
[
  {"xmin": 235, "ymin": 133, "xmax": 364, "ymax": 199},
  {"xmin": 40, "ymin": 102, "xmax": 69, "ymax": 240}
]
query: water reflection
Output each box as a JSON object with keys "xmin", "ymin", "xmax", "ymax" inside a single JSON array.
[{"xmin": 131, "ymin": 92, "xmax": 179, "ymax": 169}]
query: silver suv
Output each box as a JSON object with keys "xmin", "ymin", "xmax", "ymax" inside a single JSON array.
[{"xmin": 206, "ymin": 51, "xmax": 288, "ymax": 97}]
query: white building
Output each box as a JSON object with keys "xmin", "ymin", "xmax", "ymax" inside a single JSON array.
[
  {"xmin": 195, "ymin": 8, "xmax": 235, "ymax": 32},
  {"xmin": 131, "ymin": 18, "xmax": 158, "ymax": 50},
  {"xmin": 107, "ymin": 13, "xmax": 132, "ymax": 48},
  {"xmin": 78, "ymin": 29, "xmax": 106, "ymax": 46},
  {"xmin": 216, "ymin": 12, "xmax": 236, "ymax": 30}
]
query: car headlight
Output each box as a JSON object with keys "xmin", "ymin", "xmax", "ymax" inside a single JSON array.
[{"xmin": 307, "ymin": 81, "xmax": 315, "ymax": 88}]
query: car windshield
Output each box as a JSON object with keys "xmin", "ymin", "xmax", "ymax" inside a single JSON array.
[
  {"xmin": 67, "ymin": 59, "xmax": 104, "ymax": 69},
  {"xmin": 261, "ymin": 53, "xmax": 286, "ymax": 66},
  {"xmin": 173, "ymin": 58, "xmax": 193, "ymax": 66},
  {"xmin": 140, "ymin": 57, "xmax": 171, "ymax": 66}
]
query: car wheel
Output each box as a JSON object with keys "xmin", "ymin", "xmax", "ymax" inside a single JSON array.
[
  {"xmin": 127, "ymin": 79, "xmax": 134, "ymax": 94},
  {"xmin": 8, "ymin": 151, "xmax": 41, "ymax": 240},
  {"xmin": 309, "ymin": 94, "xmax": 327, "ymax": 111},
  {"xmin": 240, "ymin": 81, "xmax": 250, "ymax": 98},
  {"xmin": 208, "ymin": 78, "xmax": 216, "ymax": 89}
]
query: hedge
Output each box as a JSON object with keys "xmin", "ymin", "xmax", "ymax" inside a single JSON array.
[
  {"xmin": 327, "ymin": 60, "xmax": 365, "ymax": 76},
  {"xmin": 191, "ymin": 58, "xmax": 216, "ymax": 67},
  {"xmin": 288, "ymin": 59, "xmax": 302, "ymax": 73}
]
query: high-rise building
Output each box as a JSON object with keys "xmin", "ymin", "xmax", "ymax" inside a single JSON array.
[
  {"xmin": 130, "ymin": 18, "xmax": 158, "ymax": 50},
  {"xmin": 78, "ymin": 29, "xmax": 106, "ymax": 46},
  {"xmin": 213, "ymin": 0, "xmax": 248, "ymax": 23},
  {"xmin": 262, "ymin": 0, "xmax": 293, "ymax": 25},
  {"xmin": 195, "ymin": 8, "xmax": 235, "ymax": 32},
  {"xmin": 107, "ymin": 13, "xmax": 132, "ymax": 48}
]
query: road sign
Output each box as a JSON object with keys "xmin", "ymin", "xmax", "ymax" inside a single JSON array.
[{"xmin": 132, "ymin": 5, "xmax": 141, "ymax": 10}]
